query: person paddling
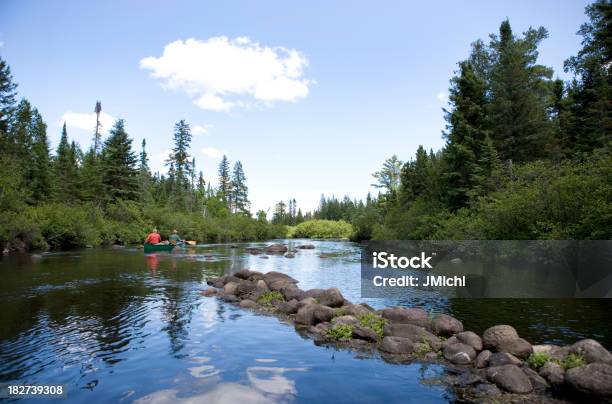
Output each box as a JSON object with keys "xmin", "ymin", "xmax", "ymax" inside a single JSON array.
[
  {"xmin": 145, "ymin": 229, "xmax": 162, "ymax": 245},
  {"xmin": 169, "ymin": 229, "xmax": 183, "ymax": 245}
]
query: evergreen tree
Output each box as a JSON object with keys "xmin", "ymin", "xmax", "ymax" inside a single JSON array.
[
  {"xmin": 231, "ymin": 161, "xmax": 249, "ymax": 214},
  {"xmin": 0, "ymin": 56, "xmax": 17, "ymax": 140},
  {"xmin": 468, "ymin": 134, "xmax": 503, "ymax": 199},
  {"xmin": 488, "ymin": 20, "xmax": 554, "ymax": 162},
  {"xmin": 29, "ymin": 109, "xmax": 51, "ymax": 201},
  {"xmin": 11, "ymin": 99, "xmax": 33, "ymax": 162},
  {"xmin": 138, "ymin": 139, "xmax": 152, "ymax": 202},
  {"xmin": 371, "ymin": 155, "xmax": 403, "ymax": 200},
  {"xmin": 442, "ymin": 61, "xmax": 489, "ymax": 209},
  {"xmin": 218, "ymin": 154, "xmax": 231, "ymax": 204},
  {"xmin": 53, "ymin": 123, "xmax": 79, "ymax": 202},
  {"xmin": 100, "ymin": 119, "xmax": 138, "ymax": 201},
  {"xmin": 564, "ymin": 0, "xmax": 612, "ymax": 153},
  {"xmin": 166, "ymin": 120, "xmax": 193, "ymax": 207}
]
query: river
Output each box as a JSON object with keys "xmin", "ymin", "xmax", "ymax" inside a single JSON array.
[{"xmin": 1, "ymin": 240, "xmax": 610, "ymax": 403}]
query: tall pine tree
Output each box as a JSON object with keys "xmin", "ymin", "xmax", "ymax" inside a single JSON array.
[
  {"xmin": 231, "ymin": 161, "xmax": 249, "ymax": 214},
  {"xmin": 100, "ymin": 119, "xmax": 138, "ymax": 201},
  {"xmin": 218, "ymin": 154, "xmax": 231, "ymax": 205}
]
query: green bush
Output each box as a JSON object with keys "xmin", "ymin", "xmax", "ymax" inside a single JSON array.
[
  {"xmin": 559, "ymin": 353, "xmax": 586, "ymax": 369},
  {"xmin": 358, "ymin": 313, "xmax": 387, "ymax": 338},
  {"xmin": 257, "ymin": 291, "xmax": 285, "ymax": 306},
  {"xmin": 527, "ymin": 352, "xmax": 551, "ymax": 369},
  {"xmin": 326, "ymin": 324, "xmax": 354, "ymax": 341},
  {"xmin": 291, "ymin": 219, "xmax": 353, "ymax": 239}
]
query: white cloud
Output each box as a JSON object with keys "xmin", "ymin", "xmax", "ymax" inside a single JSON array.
[
  {"xmin": 140, "ymin": 36, "xmax": 311, "ymax": 111},
  {"xmin": 192, "ymin": 124, "xmax": 212, "ymax": 135},
  {"xmin": 436, "ymin": 91, "xmax": 448, "ymax": 105},
  {"xmin": 60, "ymin": 111, "xmax": 116, "ymax": 134},
  {"xmin": 201, "ymin": 147, "xmax": 224, "ymax": 159}
]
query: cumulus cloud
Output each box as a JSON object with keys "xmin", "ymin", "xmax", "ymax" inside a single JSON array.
[
  {"xmin": 192, "ymin": 124, "xmax": 212, "ymax": 135},
  {"xmin": 201, "ymin": 147, "xmax": 224, "ymax": 159},
  {"xmin": 60, "ymin": 111, "xmax": 116, "ymax": 134},
  {"xmin": 140, "ymin": 36, "xmax": 311, "ymax": 111}
]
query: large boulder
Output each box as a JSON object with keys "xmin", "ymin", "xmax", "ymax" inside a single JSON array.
[
  {"xmin": 302, "ymin": 289, "xmax": 325, "ymax": 300},
  {"xmin": 234, "ymin": 281, "xmax": 257, "ymax": 298},
  {"xmin": 256, "ymin": 280, "xmax": 269, "ymax": 290},
  {"xmin": 263, "ymin": 271, "xmax": 298, "ymax": 291},
  {"xmin": 486, "ymin": 365, "xmax": 533, "ymax": 394},
  {"xmin": 569, "ymin": 339, "xmax": 612, "ymax": 365},
  {"xmin": 522, "ymin": 367, "xmax": 549, "ymax": 391},
  {"xmin": 380, "ymin": 336, "xmax": 415, "ymax": 354},
  {"xmin": 277, "ymin": 299, "xmax": 299, "ymax": 315},
  {"xmin": 234, "ymin": 269, "xmax": 255, "ymax": 280},
  {"xmin": 496, "ymin": 337, "xmax": 533, "ymax": 359},
  {"xmin": 381, "ymin": 307, "xmax": 430, "ymax": 328},
  {"xmin": 344, "ymin": 304, "xmax": 373, "ymax": 317},
  {"xmin": 352, "ymin": 326, "xmax": 379, "ymax": 342},
  {"xmin": 565, "ymin": 363, "xmax": 612, "ymax": 399},
  {"xmin": 280, "ymin": 285, "xmax": 304, "ymax": 301},
  {"xmin": 331, "ymin": 315, "xmax": 359, "ymax": 327},
  {"xmin": 383, "ymin": 323, "xmax": 442, "ymax": 350},
  {"xmin": 474, "ymin": 350, "xmax": 492, "ymax": 368},
  {"xmin": 431, "ymin": 314, "xmax": 463, "ymax": 337},
  {"xmin": 487, "ymin": 352, "xmax": 522, "ymax": 367},
  {"xmin": 239, "ymin": 299, "xmax": 258, "ymax": 309},
  {"xmin": 443, "ymin": 342, "xmax": 477, "ymax": 364},
  {"xmin": 482, "ymin": 325, "xmax": 520, "ymax": 350},
  {"xmin": 224, "ymin": 281, "xmax": 239, "ymax": 295},
  {"xmin": 265, "ymin": 244, "xmax": 288, "ymax": 254},
  {"xmin": 297, "ymin": 297, "xmax": 317, "ymax": 309},
  {"xmin": 456, "ymin": 331, "xmax": 483, "ymax": 351},
  {"xmin": 295, "ymin": 304, "xmax": 335, "ymax": 326},
  {"xmin": 318, "ymin": 288, "xmax": 345, "ymax": 308},
  {"xmin": 539, "ymin": 361, "xmax": 565, "ymax": 387}
]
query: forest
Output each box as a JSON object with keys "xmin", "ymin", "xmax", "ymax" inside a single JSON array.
[{"xmin": 0, "ymin": 1, "xmax": 610, "ymax": 251}]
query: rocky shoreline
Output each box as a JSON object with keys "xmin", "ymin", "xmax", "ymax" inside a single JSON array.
[{"xmin": 202, "ymin": 264, "xmax": 612, "ymax": 403}]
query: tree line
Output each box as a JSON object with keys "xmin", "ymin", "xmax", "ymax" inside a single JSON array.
[{"xmin": 0, "ymin": 63, "xmax": 283, "ymax": 250}]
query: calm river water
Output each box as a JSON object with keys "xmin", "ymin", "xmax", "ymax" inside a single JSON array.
[{"xmin": 1, "ymin": 240, "xmax": 610, "ymax": 403}]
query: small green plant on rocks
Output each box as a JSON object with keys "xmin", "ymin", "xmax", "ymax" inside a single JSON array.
[
  {"xmin": 257, "ymin": 291, "xmax": 285, "ymax": 306},
  {"xmin": 333, "ymin": 307, "xmax": 348, "ymax": 318},
  {"xmin": 527, "ymin": 352, "xmax": 552, "ymax": 369},
  {"xmin": 559, "ymin": 353, "xmax": 586, "ymax": 369},
  {"xmin": 358, "ymin": 313, "xmax": 387, "ymax": 338},
  {"xmin": 326, "ymin": 324, "xmax": 354, "ymax": 341}
]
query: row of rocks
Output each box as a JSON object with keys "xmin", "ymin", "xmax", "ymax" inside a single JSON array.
[
  {"xmin": 203, "ymin": 267, "xmax": 612, "ymax": 402},
  {"xmin": 245, "ymin": 243, "xmax": 315, "ymax": 257}
]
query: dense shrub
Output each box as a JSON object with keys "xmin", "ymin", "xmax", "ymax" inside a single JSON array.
[{"xmin": 291, "ymin": 219, "xmax": 353, "ymax": 239}]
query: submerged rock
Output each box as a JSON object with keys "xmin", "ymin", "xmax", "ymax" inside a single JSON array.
[
  {"xmin": 201, "ymin": 288, "xmax": 217, "ymax": 297},
  {"xmin": 297, "ymin": 244, "xmax": 315, "ymax": 249},
  {"xmin": 265, "ymin": 244, "xmax": 288, "ymax": 254}
]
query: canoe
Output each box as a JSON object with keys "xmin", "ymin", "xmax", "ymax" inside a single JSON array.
[{"xmin": 144, "ymin": 243, "xmax": 176, "ymax": 253}]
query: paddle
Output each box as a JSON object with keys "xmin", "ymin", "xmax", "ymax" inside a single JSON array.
[{"xmin": 184, "ymin": 240, "xmax": 197, "ymax": 246}]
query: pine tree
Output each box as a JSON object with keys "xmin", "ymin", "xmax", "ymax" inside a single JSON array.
[
  {"xmin": 11, "ymin": 99, "xmax": 33, "ymax": 162},
  {"xmin": 100, "ymin": 119, "xmax": 138, "ymax": 201},
  {"xmin": 442, "ymin": 61, "xmax": 489, "ymax": 209},
  {"xmin": 138, "ymin": 139, "xmax": 152, "ymax": 203},
  {"xmin": 371, "ymin": 155, "xmax": 403, "ymax": 199},
  {"xmin": 488, "ymin": 20, "xmax": 554, "ymax": 162},
  {"xmin": 231, "ymin": 161, "xmax": 249, "ymax": 214},
  {"xmin": 29, "ymin": 108, "xmax": 51, "ymax": 201},
  {"xmin": 0, "ymin": 56, "xmax": 17, "ymax": 140},
  {"xmin": 468, "ymin": 134, "xmax": 503, "ymax": 199},
  {"xmin": 564, "ymin": 0, "xmax": 612, "ymax": 153},
  {"xmin": 53, "ymin": 123, "xmax": 79, "ymax": 202},
  {"xmin": 218, "ymin": 154, "xmax": 231, "ymax": 204}
]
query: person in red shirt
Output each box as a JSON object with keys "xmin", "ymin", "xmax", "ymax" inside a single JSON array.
[{"xmin": 144, "ymin": 229, "xmax": 162, "ymax": 244}]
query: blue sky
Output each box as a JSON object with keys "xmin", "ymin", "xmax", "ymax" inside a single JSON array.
[{"xmin": 0, "ymin": 0, "xmax": 591, "ymax": 213}]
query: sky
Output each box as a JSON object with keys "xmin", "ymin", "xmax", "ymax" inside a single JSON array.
[{"xmin": 0, "ymin": 0, "xmax": 591, "ymax": 214}]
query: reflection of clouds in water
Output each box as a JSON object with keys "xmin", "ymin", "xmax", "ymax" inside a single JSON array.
[
  {"xmin": 201, "ymin": 298, "xmax": 218, "ymax": 330},
  {"xmin": 135, "ymin": 366, "xmax": 306, "ymax": 404},
  {"xmin": 247, "ymin": 366, "xmax": 306, "ymax": 396},
  {"xmin": 255, "ymin": 358, "xmax": 277, "ymax": 363}
]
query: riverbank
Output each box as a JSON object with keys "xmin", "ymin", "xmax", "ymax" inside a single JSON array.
[{"xmin": 203, "ymin": 262, "xmax": 612, "ymax": 402}]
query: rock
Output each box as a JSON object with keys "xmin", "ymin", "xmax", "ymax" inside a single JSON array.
[
  {"xmin": 331, "ymin": 315, "xmax": 359, "ymax": 327},
  {"xmin": 496, "ymin": 337, "xmax": 532, "ymax": 359},
  {"xmin": 265, "ymin": 244, "xmax": 288, "ymax": 254},
  {"xmin": 246, "ymin": 247, "xmax": 264, "ymax": 255},
  {"xmin": 206, "ymin": 276, "xmax": 227, "ymax": 288},
  {"xmin": 424, "ymin": 352, "xmax": 439, "ymax": 361},
  {"xmin": 260, "ymin": 256, "xmax": 269, "ymax": 259},
  {"xmin": 487, "ymin": 352, "xmax": 522, "ymax": 367},
  {"xmin": 285, "ymin": 253, "xmax": 295, "ymax": 258},
  {"xmin": 295, "ymin": 304, "xmax": 335, "ymax": 326},
  {"xmin": 344, "ymin": 304, "xmax": 373, "ymax": 317},
  {"xmin": 383, "ymin": 323, "xmax": 442, "ymax": 350},
  {"xmin": 201, "ymin": 288, "xmax": 217, "ymax": 297},
  {"xmin": 318, "ymin": 288, "xmax": 344, "ymax": 308},
  {"xmin": 474, "ymin": 350, "xmax": 492, "ymax": 368},
  {"xmin": 565, "ymin": 363, "xmax": 612, "ymax": 399},
  {"xmin": 549, "ymin": 345, "xmax": 570, "ymax": 361},
  {"xmin": 414, "ymin": 342, "xmax": 431, "ymax": 354},
  {"xmin": 297, "ymin": 244, "xmax": 315, "ymax": 249},
  {"xmin": 444, "ymin": 342, "xmax": 477, "ymax": 364},
  {"xmin": 301, "ymin": 289, "xmax": 324, "ymax": 300},
  {"xmin": 263, "ymin": 271, "xmax": 299, "ymax": 291},
  {"xmin": 297, "ymin": 297, "xmax": 317, "ymax": 309},
  {"xmin": 256, "ymin": 280, "xmax": 269, "ymax": 290},
  {"xmin": 486, "ymin": 365, "xmax": 533, "ymax": 394},
  {"xmin": 444, "ymin": 336, "xmax": 459, "ymax": 347},
  {"xmin": 522, "ymin": 367, "xmax": 549, "ymax": 391},
  {"xmin": 234, "ymin": 269, "xmax": 254, "ymax": 280},
  {"xmin": 380, "ymin": 336, "xmax": 415, "ymax": 354},
  {"xmin": 247, "ymin": 272, "xmax": 265, "ymax": 282},
  {"xmin": 277, "ymin": 299, "xmax": 299, "ymax": 315},
  {"xmin": 239, "ymin": 299, "xmax": 258, "ymax": 309},
  {"xmin": 219, "ymin": 293, "xmax": 239, "ymax": 303},
  {"xmin": 532, "ymin": 344, "xmax": 558, "ymax": 355},
  {"xmin": 234, "ymin": 281, "xmax": 257, "ymax": 298},
  {"xmin": 381, "ymin": 307, "xmax": 430, "ymax": 328},
  {"xmin": 471, "ymin": 383, "xmax": 501, "ymax": 398},
  {"xmin": 352, "ymin": 326, "xmax": 379, "ymax": 342},
  {"xmin": 280, "ymin": 285, "xmax": 304, "ymax": 301},
  {"xmin": 309, "ymin": 322, "xmax": 332, "ymax": 335},
  {"xmin": 482, "ymin": 325, "xmax": 520, "ymax": 350},
  {"xmin": 431, "ymin": 314, "xmax": 463, "ymax": 337},
  {"xmin": 456, "ymin": 331, "xmax": 483, "ymax": 351},
  {"xmin": 539, "ymin": 361, "xmax": 565, "ymax": 387},
  {"xmin": 224, "ymin": 281, "xmax": 239, "ymax": 295},
  {"xmin": 569, "ymin": 339, "xmax": 612, "ymax": 365}
]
